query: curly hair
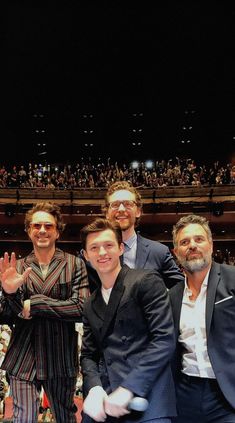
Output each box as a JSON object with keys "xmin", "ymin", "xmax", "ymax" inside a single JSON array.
[
  {"xmin": 24, "ymin": 201, "xmax": 66, "ymax": 234},
  {"xmin": 102, "ymin": 181, "xmax": 142, "ymax": 227}
]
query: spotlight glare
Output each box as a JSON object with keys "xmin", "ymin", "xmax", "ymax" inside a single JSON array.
[
  {"xmin": 145, "ymin": 160, "xmax": 153, "ymax": 169},
  {"xmin": 131, "ymin": 161, "xmax": 139, "ymax": 169}
]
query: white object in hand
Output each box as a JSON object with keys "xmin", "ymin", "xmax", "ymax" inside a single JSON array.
[{"xmin": 128, "ymin": 397, "xmax": 149, "ymax": 411}]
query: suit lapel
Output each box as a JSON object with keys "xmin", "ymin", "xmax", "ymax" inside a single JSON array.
[
  {"xmin": 27, "ymin": 264, "xmax": 44, "ymax": 293},
  {"xmin": 42, "ymin": 251, "xmax": 67, "ymax": 295},
  {"xmin": 91, "ymin": 290, "xmax": 107, "ymax": 321},
  {"xmin": 24, "ymin": 249, "xmax": 67, "ymax": 295},
  {"xmin": 206, "ymin": 262, "xmax": 220, "ymax": 336},
  {"xmin": 23, "ymin": 251, "xmax": 44, "ymax": 293},
  {"xmin": 100, "ymin": 266, "xmax": 129, "ymax": 342},
  {"xmin": 135, "ymin": 234, "xmax": 149, "ymax": 268},
  {"xmin": 171, "ymin": 283, "xmax": 184, "ymax": 337}
]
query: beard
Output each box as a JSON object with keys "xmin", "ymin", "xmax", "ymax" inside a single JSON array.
[
  {"xmin": 178, "ymin": 251, "xmax": 212, "ymax": 273},
  {"xmin": 113, "ymin": 215, "xmax": 131, "ymax": 231}
]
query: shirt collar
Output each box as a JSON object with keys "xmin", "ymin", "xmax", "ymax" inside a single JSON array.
[
  {"xmin": 124, "ymin": 232, "xmax": 137, "ymax": 249},
  {"xmin": 183, "ymin": 267, "xmax": 211, "ymax": 296}
]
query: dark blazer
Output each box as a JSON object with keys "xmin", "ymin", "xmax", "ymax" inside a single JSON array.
[
  {"xmin": 1, "ymin": 248, "xmax": 89, "ymax": 381},
  {"xmin": 81, "ymin": 265, "xmax": 177, "ymax": 422},
  {"xmin": 135, "ymin": 234, "xmax": 184, "ymax": 289},
  {"xmin": 169, "ymin": 261, "xmax": 235, "ymax": 410},
  {"xmin": 80, "ymin": 233, "xmax": 184, "ymax": 292}
]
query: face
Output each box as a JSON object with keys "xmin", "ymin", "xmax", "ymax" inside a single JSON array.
[
  {"xmin": 28, "ymin": 211, "xmax": 59, "ymax": 250},
  {"xmin": 174, "ymin": 223, "xmax": 213, "ymax": 273},
  {"xmin": 84, "ymin": 229, "xmax": 124, "ymax": 277},
  {"xmin": 106, "ymin": 189, "xmax": 141, "ymax": 232}
]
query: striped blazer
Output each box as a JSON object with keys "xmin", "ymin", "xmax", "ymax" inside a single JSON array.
[{"xmin": 1, "ymin": 248, "xmax": 89, "ymax": 381}]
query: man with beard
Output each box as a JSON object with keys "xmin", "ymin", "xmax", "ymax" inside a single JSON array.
[
  {"xmin": 82, "ymin": 181, "xmax": 183, "ymax": 292},
  {"xmin": 169, "ymin": 214, "xmax": 235, "ymax": 423}
]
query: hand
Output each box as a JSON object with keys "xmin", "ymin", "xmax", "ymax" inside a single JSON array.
[
  {"xmin": 0, "ymin": 252, "xmax": 31, "ymax": 294},
  {"xmin": 104, "ymin": 387, "xmax": 133, "ymax": 418},
  {"xmin": 22, "ymin": 299, "xmax": 32, "ymax": 319},
  {"xmin": 83, "ymin": 386, "xmax": 108, "ymax": 422}
]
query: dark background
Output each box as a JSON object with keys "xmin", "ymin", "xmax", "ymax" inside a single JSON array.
[{"xmin": 5, "ymin": 2, "xmax": 235, "ymax": 164}]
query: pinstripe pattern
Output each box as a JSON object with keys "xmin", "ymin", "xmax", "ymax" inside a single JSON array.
[
  {"xmin": 10, "ymin": 375, "xmax": 77, "ymax": 423},
  {"xmin": 10, "ymin": 375, "xmax": 40, "ymax": 423},
  {"xmin": 1, "ymin": 248, "xmax": 89, "ymax": 422},
  {"xmin": 43, "ymin": 376, "xmax": 77, "ymax": 423}
]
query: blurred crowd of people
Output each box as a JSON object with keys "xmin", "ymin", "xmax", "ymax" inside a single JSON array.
[
  {"xmin": 0, "ymin": 325, "xmax": 11, "ymax": 417},
  {"xmin": 1, "ymin": 157, "xmax": 235, "ymax": 189}
]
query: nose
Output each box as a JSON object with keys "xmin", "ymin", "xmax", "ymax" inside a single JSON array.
[
  {"xmin": 118, "ymin": 202, "xmax": 126, "ymax": 211},
  {"xmin": 39, "ymin": 224, "xmax": 47, "ymax": 233},
  {"xmin": 99, "ymin": 246, "xmax": 107, "ymax": 255},
  {"xmin": 188, "ymin": 239, "xmax": 197, "ymax": 248}
]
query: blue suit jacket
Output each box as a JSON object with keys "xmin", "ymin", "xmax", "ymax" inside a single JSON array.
[
  {"xmin": 169, "ymin": 261, "xmax": 235, "ymax": 410},
  {"xmin": 135, "ymin": 234, "xmax": 184, "ymax": 289},
  {"xmin": 81, "ymin": 265, "xmax": 177, "ymax": 422}
]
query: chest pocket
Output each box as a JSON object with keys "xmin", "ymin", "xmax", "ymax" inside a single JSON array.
[
  {"xmin": 47, "ymin": 255, "xmax": 74, "ymax": 299},
  {"xmin": 59, "ymin": 281, "xmax": 72, "ymax": 300},
  {"xmin": 49, "ymin": 281, "xmax": 72, "ymax": 300}
]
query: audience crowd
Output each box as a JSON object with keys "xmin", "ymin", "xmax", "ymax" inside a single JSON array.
[{"xmin": 1, "ymin": 158, "xmax": 235, "ymax": 189}]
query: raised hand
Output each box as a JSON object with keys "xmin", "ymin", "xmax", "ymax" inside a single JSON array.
[{"xmin": 0, "ymin": 252, "xmax": 31, "ymax": 294}]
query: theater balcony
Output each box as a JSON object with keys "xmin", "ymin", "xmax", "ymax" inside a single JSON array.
[{"xmin": 0, "ymin": 185, "xmax": 235, "ymax": 259}]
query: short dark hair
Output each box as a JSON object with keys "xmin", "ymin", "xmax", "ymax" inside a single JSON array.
[
  {"xmin": 80, "ymin": 218, "xmax": 123, "ymax": 250},
  {"xmin": 24, "ymin": 201, "xmax": 65, "ymax": 234}
]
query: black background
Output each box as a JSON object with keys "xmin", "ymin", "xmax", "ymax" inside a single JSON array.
[{"xmin": 5, "ymin": 2, "xmax": 235, "ymax": 164}]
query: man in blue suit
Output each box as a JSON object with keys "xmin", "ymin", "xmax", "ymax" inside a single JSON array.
[
  {"xmin": 80, "ymin": 217, "xmax": 176, "ymax": 423},
  {"xmin": 103, "ymin": 181, "xmax": 184, "ymax": 289},
  {"xmin": 169, "ymin": 214, "xmax": 235, "ymax": 422}
]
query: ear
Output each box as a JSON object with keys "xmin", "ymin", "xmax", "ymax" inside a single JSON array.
[
  {"xmin": 119, "ymin": 242, "xmax": 124, "ymax": 255},
  {"xmin": 26, "ymin": 228, "xmax": 32, "ymax": 240},
  {"xmin": 136, "ymin": 207, "xmax": 141, "ymax": 218},
  {"xmin": 210, "ymin": 240, "xmax": 213, "ymax": 254}
]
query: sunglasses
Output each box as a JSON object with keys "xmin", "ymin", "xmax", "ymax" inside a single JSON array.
[{"xmin": 30, "ymin": 223, "xmax": 56, "ymax": 231}]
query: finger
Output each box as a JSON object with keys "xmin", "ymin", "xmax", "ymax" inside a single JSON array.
[
  {"xmin": 10, "ymin": 252, "xmax": 16, "ymax": 268},
  {"xmin": 0, "ymin": 257, "xmax": 3, "ymax": 273},
  {"xmin": 3, "ymin": 252, "xmax": 10, "ymax": 267}
]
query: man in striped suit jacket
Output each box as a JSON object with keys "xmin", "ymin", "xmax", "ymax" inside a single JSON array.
[{"xmin": 0, "ymin": 201, "xmax": 89, "ymax": 423}]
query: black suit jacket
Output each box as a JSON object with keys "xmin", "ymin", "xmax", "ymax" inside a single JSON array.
[
  {"xmin": 169, "ymin": 261, "xmax": 235, "ymax": 410},
  {"xmin": 81, "ymin": 265, "xmax": 177, "ymax": 422}
]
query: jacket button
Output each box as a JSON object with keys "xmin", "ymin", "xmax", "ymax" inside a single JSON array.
[{"xmin": 121, "ymin": 336, "xmax": 127, "ymax": 343}]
